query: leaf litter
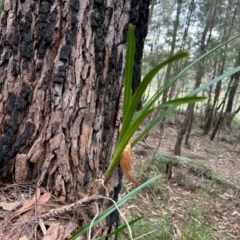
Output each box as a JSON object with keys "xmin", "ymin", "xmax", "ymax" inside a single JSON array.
[{"xmin": 122, "ymin": 122, "xmax": 240, "ymax": 239}]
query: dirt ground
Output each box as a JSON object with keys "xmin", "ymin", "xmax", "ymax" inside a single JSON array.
[
  {"xmin": 0, "ymin": 117, "xmax": 239, "ymax": 239},
  {"xmin": 125, "ymin": 120, "xmax": 240, "ymax": 239}
]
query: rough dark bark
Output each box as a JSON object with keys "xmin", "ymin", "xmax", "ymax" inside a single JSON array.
[
  {"xmin": 0, "ymin": 0, "xmax": 127, "ymax": 199},
  {"xmin": 130, "ymin": 0, "xmax": 150, "ymax": 95},
  {"xmin": 0, "ymin": 0, "xmax": 149, "ymax": 238}
]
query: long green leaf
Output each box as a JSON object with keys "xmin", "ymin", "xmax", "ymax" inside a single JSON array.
[
  {"xmin": 0, "ymin": 0, "xmax": 4, "ymax": 13},
  {"xmin": 104, "ymin": 108, "xmax": 154, "ymax": 183},
  {"xmin": 169, "ymin": 34, "xmax": 240, "ymax": 87},
  {"xmin": 94, "ymin": 217, "xmax": 143, "ymax": 240},
  {"xmin": 132, "ymin": 65, "xmax": 240, "ymax": 146},
  {"xmin": 68, "ymin": 175, "xmax": 161, "ymax": 239},
  {"xmin": 123, "ymin": 24, "xmax": 135, "ymax": 121},
  {"xmin": 131, "ymin": 35, "xmax": 240, "ymax": 146},
  {"xmin": 142, "ymin": 34, "xmax": 240, "ymax": 116},
  {"xmin": 120, "ymin": 51, "xmax": 189, "ymax": 143},
  {"xmin": 159, "ymin": 96, "xmax": 207, "ymax": 107},
  {"xmin": 187, "ymin": 67, "xmax": 240, "ymax": 97}
]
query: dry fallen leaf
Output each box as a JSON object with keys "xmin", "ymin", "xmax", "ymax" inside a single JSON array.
[
  {"xmin": 42, "ymin": 221, "xmax": 78, "ymax": 240},
  {"xmin": 39, "ymin": 218, "xmax": 47, "ymax": 235},
  {"xmin": 42, "ymin": 223, "xmax": 61, "ymax": 240},
  {"xmin": 19, "ymin": 236, "xmax": 29, "ymax": 240},
  {"xmin": 0, "ymin": 201, "xmax": 20, "ymax": 211},
  {"xmin": 231, "ymin": 210, "xmax": 240, "ymax": 217},
  {"xmin": 63, "ymin": 221, "xmax": 78, "ymax": 239},
  {"xmin": 37, "ymin": 193, "xmax": 51, "ymax": 205},
  {"xmin": 15, "ymin": 199, "xmax": 35, "ymax": 215},
  {"xmin": 11, "ymin": 188, "xmax": 51, "ymax": 220},
  {"xmin": 37, "ymin": 205, "xmax": 52, "ymax": 215}
]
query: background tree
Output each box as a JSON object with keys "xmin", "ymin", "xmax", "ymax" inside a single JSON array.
[
  {"xmin": 174, "ymin": 0, "xmax": 217, "ymax": 155},
  {"xmin": 143, "ymin": 0, "xmax": 240, "ymax": 158}
]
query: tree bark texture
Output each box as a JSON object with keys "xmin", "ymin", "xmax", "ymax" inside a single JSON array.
[{"xmin": 0, "ymin": 0, "xmax": 149, "ymax": 203}]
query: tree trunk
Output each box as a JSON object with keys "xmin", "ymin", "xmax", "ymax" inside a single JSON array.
[
  {"xmin": 203, "ymin": 1, "xmax": 237, "ymax": 134},
  {"xmin": 203, "ymin": 62, "xmax": 221, "ymax": 135},
  {"xmin": 0, "ymin": 0, "xmax": 149, "ymax": 238},
  {"xmin": 225, "ymin": 48, "xmax": 240, "ymax": 127},
  {"xmin": 185, "ymin": 111, "xmax": 193, "ymax": 146},
  {"xmin": 174, "ymin": 0, "xmax": 217, "ymax": 155},
  {"xmin": 174, "ymin": 104, "xmax": 194, "ymax": 155},
  {"xmin": 161, "ymin": 0, "xmax": 182, "ymax": 104}
]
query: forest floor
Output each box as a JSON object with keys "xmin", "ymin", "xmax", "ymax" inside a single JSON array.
[
  {"xmin": 119, "ymin": 116, "xmax": 240, "ymax": 240},
  {"xmin": 0, "ymin": 115, "xmax": 239, "ymax": 240}
]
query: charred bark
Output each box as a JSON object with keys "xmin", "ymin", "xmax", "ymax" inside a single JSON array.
[
  {"xmin": 0, "ymin": 0, "xmax": 128, "ymax": 202},
  {"xmin": 0, "ymin": 1, "xmax": 149, "ymax": 238}
]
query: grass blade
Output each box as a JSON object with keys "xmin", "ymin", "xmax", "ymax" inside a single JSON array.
[
  {"xmin": 68, "ymin": 175, "xmax": 161, "ymax": 239},
  {"xmin": 159, "ymin": 96, "xmax": 207, "ymax": 107},
  {"xmin": 94, "ymin": 217, "xmax": 143, "ymax": 240},
  {"xmin": 132, "ymin": 65, "xmax": 240, "ymax": 146},
  {"xmin": 121, "ymin": 52, "xmax": 189, "ymax": 142},
  {"xmin": 123, "ymin": 24, "xmax": 135, "ymax": 121},
  {"xmin": 104, "ymin": 108, "xmax": 154, "ymax": 182}
]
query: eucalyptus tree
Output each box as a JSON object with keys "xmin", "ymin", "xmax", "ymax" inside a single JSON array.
[
  {"xmin": 174, "ymin": 0, "xmax": 218, "ymax": 155},
  {"xmin": 0, "ymin": 0, "xmax": 150, "ymax": 238}
]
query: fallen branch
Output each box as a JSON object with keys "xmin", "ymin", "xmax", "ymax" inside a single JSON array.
[{"xmin": 40, "ymin": 194, "xmax": 102, "ymax": 220}]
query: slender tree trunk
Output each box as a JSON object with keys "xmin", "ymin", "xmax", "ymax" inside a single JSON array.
[
  {"xmin": 185, "ymin": 111, "xmax": 193, "ymax": 146},
  {"xmin": 174, "ymin": 0, "xmax": 217, "ymax": 155},
  {"xmin": 225, "ymin": 48, "xmax": 240, "ymax": 127},
  {"xmin": 169, "ymin": 0, "xmax": 195, "ymax": 100},
  {"xmin": 203, "ymin": 1, "xmax": 237, "ymax": 134},
  {"xmin": 162, "ymin": 0, "xmax": 182, "ymax": 104},
  {"xmin": 0, "ymin": 0, "xmax": 149, "ymax": 238},
  {"xmin": 160, "ymin": 0, "xmax": 182, "ymax": 133},
  {"xmin": 174, "ymin": 104, "xmax": 194, "ymax": 155},
  {"xmin": 204, "ymin": 62, "xmax": 222, "ymax": 135}
]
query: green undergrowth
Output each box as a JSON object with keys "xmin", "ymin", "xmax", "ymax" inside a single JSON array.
[{"xmin": 118, "ymin": 148, "xmax": 239, "ymax": 239}]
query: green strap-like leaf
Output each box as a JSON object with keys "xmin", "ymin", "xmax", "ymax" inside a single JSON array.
[
  {"xmin": 104, "ymin": 108, "xmax": 154, "ymax": 183},
  {"xmin": 94, "ymin": 217, "xmax": 143, "ymax": 240},
  {"xmin": 132, "ymin": 65, "xmax": 240, "ymax": 146},
  {"xmin": 159, "ymin": 96, "xmax": 207, "ymax": 107},
  {"xmin": 123, "ymin": 24, "xmax": 135, "ymax": 122},
  {"xmin": 142, "ymin": 34, "xmax": 240, "ymax": 117},
  {"xmin": 120, "ymin": 51, "xmax": 189, "ymax": 143},
  {"xmin": 68, "ymin": 175, "xmax": 161, "ymax": 239}
]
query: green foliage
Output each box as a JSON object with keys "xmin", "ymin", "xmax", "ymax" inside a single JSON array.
[
  {"xmin": 70, "ymin": 24, "xmax": 240, "ymax": 239},
  {"xmin": 0, "ymin": 0, "xmax": 4, "ymax": 13},
  {"xmin": 180, "ymin": 208, "xmax": 212, "ymax": 240},
  {"xmin": 132, "ymin": 34, "xmax": 240, "ymax": 146},
  {"xmin": 104, "ymin": 25, "xmax": 203, "ymax": 183},
  {"xmin": 68, "ymin": 175, "xmax": 161, "ymax": 239},
  {"xmin": 94, "ymin": 217, "xmax": 143, "ymax": 240}
]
